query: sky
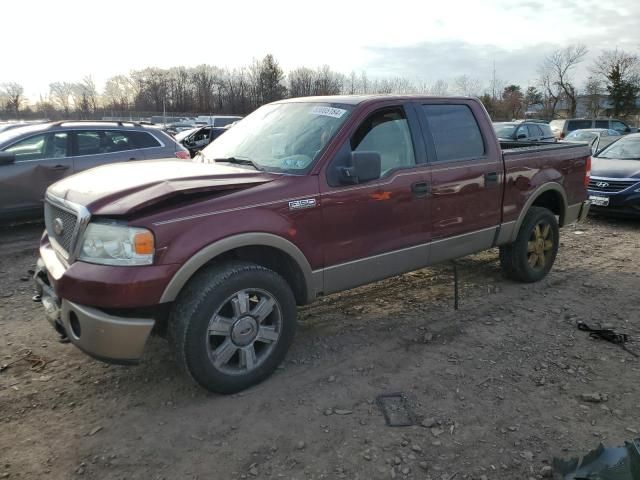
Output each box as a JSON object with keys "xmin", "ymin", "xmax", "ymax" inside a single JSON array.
[{"xmin": 3, "ymin": 0, "xmax": 640, "ymax": 100}]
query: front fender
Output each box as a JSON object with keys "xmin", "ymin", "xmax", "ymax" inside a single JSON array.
[{"xmin": 159, "ymin": 232, "xmax": 318, "ymax": 304}]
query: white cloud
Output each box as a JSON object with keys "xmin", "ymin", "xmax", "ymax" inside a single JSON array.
[{"xmin": 3, "ymin": 0, "xmax": 640, "ymax": 100}]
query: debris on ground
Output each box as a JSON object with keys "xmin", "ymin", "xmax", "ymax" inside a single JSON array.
[{"xmin": 553, "ymin": 437, "xmax": 640, "ymax": 479}]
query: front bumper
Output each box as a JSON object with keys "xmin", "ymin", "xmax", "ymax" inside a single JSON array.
[
  {"xmin": 35, "ymin": 254, "xmax": 157, "ymax": 364},
  {"xmin": 587, "ymin": 189, "xmax": 640, "ymax": 217}
]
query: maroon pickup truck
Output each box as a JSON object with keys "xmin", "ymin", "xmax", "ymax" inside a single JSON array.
[{"xmin": 34, "ymin": 95, "xmax": 591, "ymax": 393}]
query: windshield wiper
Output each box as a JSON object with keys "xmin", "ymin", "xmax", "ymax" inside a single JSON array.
[{"xmin": 214, "ymin": 156, "xmax": 262, "ymax": 171}]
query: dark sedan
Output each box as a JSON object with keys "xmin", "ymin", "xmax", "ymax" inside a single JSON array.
[{"xmin": 588, "ymin": 133, "xmax": 640, "ymax": 217}]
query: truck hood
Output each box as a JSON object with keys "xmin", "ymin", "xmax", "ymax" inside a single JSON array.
[
  {"xmin": 48, "ymin": 159, "xmax": 279, "ymax": 216},
  {"xmin": 592, "ymin": 157, "xmax": 640, "ymax": 179}
]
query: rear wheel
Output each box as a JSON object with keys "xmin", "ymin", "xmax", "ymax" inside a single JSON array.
[
  {"xmin": 499, "ymin": 206, "xmax": 559, "ymax": 283},
  {"xmin": 169, "ymin": 261, "xmax": 297, "ymax": 394}
]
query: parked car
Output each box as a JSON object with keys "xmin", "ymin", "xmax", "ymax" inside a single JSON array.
[
  {"xmin": 549, "ymin": 118, "xmax": 637, "ymax": 139},
  {"xmin": 195, "ymin": 115, "xmax": 243, "ymax": 127},
  {"xmin": 0, "ymin": 121, "xmax": 48, "ymax": 133},
  {"xmin": 175, "ymin": 125, "xmax": 229, "ymax": 157},
  {"xmin": 0, "ymin": 121, "xmax": 190, "ymax": 221},
  {"xmin": 564, "ymin": 128, "xmax": 621, "ymax": 154},
  {"xmin": 164, "ymin": 122, "xmax": 196, "ymax": 136},
  {"xmin": 493, "ymin": 121, "xmax": 556, "ymax": 142},
  {"xmin": 34, "ymin": 95, "xmax": 591, "ymax": 393},
  {"xmin": 587, "ymin": 133, "xmax": 640, "ymax": 216}
]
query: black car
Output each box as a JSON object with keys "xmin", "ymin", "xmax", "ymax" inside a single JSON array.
[
  {"xmin": 493, "ymin": 121, "xmax": 556, "ymax": 143},
  {"xmin": 588, "ymin": 133, "xmax": 640, "ymax": 217},
  {"xmin": 175, "ymin": 125, "xmax": 229, "ymax": 157}
]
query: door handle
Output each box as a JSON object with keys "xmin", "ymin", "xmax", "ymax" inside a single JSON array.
[
  {"xmin": 128, "ymin": 157, "xmax": 137, "ymax": 161},
  {"xmin": 484, "ymin": 172, "xmax": 499, "ymax": 185},
  {"xmin": 411, "ymin": 181, "xmax": 430, "ymax": 197},
  {"xmin": 51, "ymin": 165, "xmax": 68, "ymax": 170}
]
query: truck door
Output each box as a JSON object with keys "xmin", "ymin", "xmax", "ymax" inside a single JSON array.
[
  {"xmin": 319, "ymin": 104, "xmax": 431, "ymax": 293},
  {"xmin": 416, "ymin": 101, "xmax": 503, "ymax": 262}
]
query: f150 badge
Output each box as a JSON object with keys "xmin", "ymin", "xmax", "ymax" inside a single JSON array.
[{"xmin": 288, "ymin": 198, "xmax": 317, "ymax": 210}]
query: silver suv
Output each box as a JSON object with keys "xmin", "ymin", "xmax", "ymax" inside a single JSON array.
[{"xmin": 0, "ymin": 121, "xmax": 190, "ymax": 221}]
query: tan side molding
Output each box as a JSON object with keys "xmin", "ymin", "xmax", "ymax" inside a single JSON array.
[{"xmin": 159, "ymin": 233, "xmax": 316, "ymax": 304}]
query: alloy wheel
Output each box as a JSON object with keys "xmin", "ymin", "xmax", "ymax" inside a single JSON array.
[{"xmin": 206, "ymin": 289, "xmax": 282, "ymax": 375}]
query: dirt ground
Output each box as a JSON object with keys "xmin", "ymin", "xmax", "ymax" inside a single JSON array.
[{"xmin": 1, "ymin": 215, "xmax": 639, "ymax": 480}]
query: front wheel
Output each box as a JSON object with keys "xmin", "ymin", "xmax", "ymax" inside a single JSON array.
[
  {"xmin": 499, "ymin": 206, "xmax": 559, "ymax": 283},
  {"xmin": 169, "ymin": 261, "xmax": 297, "ymax": 394}
]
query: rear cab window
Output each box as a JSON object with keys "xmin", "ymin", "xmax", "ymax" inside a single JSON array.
[{"xmin": 421, "ymin": 104, "xmax": 485, "ymax": 161}]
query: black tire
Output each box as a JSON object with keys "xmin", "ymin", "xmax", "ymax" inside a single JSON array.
[
  {"xmin": 169, "ymin": 261, "xmax": 297, "ymax": 394},
  {"xmin": 499, "ymin": 206, "xmax": 559, "ymax": 283}
]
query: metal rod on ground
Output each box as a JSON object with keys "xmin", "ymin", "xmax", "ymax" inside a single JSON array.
[{"xmin": 452, "ymin": 261, "xmax": 459, "ymax": 310}]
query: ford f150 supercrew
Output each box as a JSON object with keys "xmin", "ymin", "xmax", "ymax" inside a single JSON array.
[{"xmin": 34, "ymin": 95, "xmax": 591, "ymax": 393}]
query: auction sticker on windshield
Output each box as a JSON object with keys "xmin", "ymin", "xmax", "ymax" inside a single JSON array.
[
  {"xmin": 589, "ymin": 195, "xmax": 609, "ymax": 207},
  {"xmin": 310, "ymin": 106, "xmax": 347, "ymax": 118}
]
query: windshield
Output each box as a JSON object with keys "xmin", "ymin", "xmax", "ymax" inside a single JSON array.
[
  {"xmin": 493, "ymin": 123, "xmax": 517, "ymax": 138},
  {"xmin": 198, "ymin": 102, "xmax": 353, "ymax": 173},
  {"xmin": 597, "ymin": 135, "xmax": 640, "ymax": 160},
  {"xmin": 566, "ymin": 131, "xmax": 598, "ymax": 142}
]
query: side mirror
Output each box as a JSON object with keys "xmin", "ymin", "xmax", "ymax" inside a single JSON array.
[
  {"xmin": 339, "ymin": 151, "xmax": 381, "ymax": 185},
  {"xmin": 625, "ymin": 127, "xmax": 631, "ymax": 133},
  {"xmin": 0, "ymin": 152, "xmax": 15, "ymax": 166},
  {"xmin": 517, "ymin": 133, "xmax": 527, "ymax": 140}
]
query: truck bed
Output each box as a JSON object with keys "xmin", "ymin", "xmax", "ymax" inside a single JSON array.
[{"xmin": 500, "ymin": 140, "xmax": 589, "ymax": 157}]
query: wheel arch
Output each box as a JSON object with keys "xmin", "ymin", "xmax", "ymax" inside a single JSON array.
[
  {"xmin": 160, "ymin": 233, "xmax": 318, "ymax": 305},
  {"xmin": 508, "ymin": 183, "xmax": 568, "ymax": 243}
]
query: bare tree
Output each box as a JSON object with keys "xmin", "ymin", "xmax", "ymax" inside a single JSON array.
[
  {"xmin": 583, "ymin": 76, "xmax": 605, "ymax": 117},
  {"xmin": 502, "ymin": 85, "xmax": 524, "ymax": 119},
  {"xmin": 103, "ymin": 75, "xmax": 135, "ymax": 112},
  {"xmin": 538, "ymin": 69, "xmax": 563, "ymax": 119},
  {"xmin": 591, "ymin": 49, "xmax": 640, "ymax": 84},
  {"xmin": 1, "ymin": 82, "xmax": 25, "ymax": 118},
  {"xmin": 590, "ymin": 49, "xmax": 640, "ymax": 117},
  {"xmin": 542, "ymin": 45, "xmax": 588, "ymax": 117},
  {"xmin": 49, "ymin": 82, "xmax": 75, "ymax": 116},
  {"xmin": 452, "ymin": 75, "xmax": 482, "ymax": 96},
  {"xmin": 430, "ymin": 79, "xmax": 449, "ymax": 96}
]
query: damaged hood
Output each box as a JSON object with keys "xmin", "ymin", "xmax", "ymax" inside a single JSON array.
[{"xmin": 48, "ymin": 159, "xmax": 278, "ymax": 216}]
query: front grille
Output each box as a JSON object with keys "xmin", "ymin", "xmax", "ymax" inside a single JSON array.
[
  {"xmin": 44, "ymin": 201, "xmax": 79, "ymax": 257},
  {"xmin": 588, "ymin": 179, "xmax": 639, "ymax": 193}
]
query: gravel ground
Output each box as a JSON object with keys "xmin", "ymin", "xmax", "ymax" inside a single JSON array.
[{"xmin": 1, "ymin": 215, "xmax": 639, "ymax": 480}]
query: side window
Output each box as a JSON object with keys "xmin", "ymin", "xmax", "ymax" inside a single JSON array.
[
  {"xmin": 4, "ymin": 133, "xmax": 68, "ymax": 162},
  {"xmin": 193, "ymin": 128, "xmax": 211, "ymax": 143},
  {"xmin": 540, "ymin": 125, "xmax": 553, "ymax": 137},
  {"xmin": 595, "ymin": 120, "xmax": 608, "ymax": 129},
  {"xmin": 128, "ymin": 131, "xmax": 161, "ymax": 148},
  {"xmin": 75, "ymin": 130, "xmax": 136, "ymax": 155},
  {"xmin": 610, "ymin": 121, "xmax": 628, "ymax": 134},
  {"xmin": 530, "ymin": 125, "xmax": 544, "ymax": 137},
  {"xmin": 515, "ymin": 126, "xmax": 528, "ymax": 139},
  {"xmin": 350, "ymin": 108, "xmax": 416, "ymax": 176},
  {"xmin": 423, "ymin": 104, "xmax": 485, "ymax": 161}
]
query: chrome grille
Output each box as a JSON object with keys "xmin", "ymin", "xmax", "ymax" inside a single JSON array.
[
  {"xmin": 588, "ymin": 179, "xmax": 638, "ymax": 193},
  {"xmin": 44, "ymin": 201, "xmax": 79, "ymax": 257}
]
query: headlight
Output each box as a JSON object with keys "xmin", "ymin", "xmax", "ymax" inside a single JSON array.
[{"xmin": 78, "ymin": 223, "xmax": 154, "ymax": 266}]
